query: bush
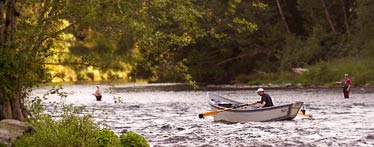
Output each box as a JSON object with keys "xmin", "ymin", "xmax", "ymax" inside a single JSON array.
[
  {"xmin": 13, "ymin": 106, "xmax": 149, "ymax": 147},
  {"xmin": 97, "ymin": 129, "xmax": 121, "ymax": 147},
  {"xmin": 13, "ymin": 115, "xmax": 99, "ymax": 147},
  {"xmin": 120, "ymin": 131, "xmax": 150, "ymax": 147}
]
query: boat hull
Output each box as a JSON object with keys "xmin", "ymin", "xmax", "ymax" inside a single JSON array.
[{"xmin": 208, "ymin": 93, "xmax": 303, "ymax": 122}]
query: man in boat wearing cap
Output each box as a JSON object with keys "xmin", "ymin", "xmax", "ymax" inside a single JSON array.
[{"xmin": 255, "ymin": 88, "xmax": 274, "ymax": 108}]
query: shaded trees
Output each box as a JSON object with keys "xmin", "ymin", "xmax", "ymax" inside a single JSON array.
[
  {"xmin": 1, "ymin": 0, "xmax": 374, "ymax": 121},
  {"xmin": 0, "ymin": 0, "xmax": 109, "ymax": 120}
]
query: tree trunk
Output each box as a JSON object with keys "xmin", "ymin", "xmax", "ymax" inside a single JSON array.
[
  {"xmin": 0, "ymin": 100, "xmax": 13, "ymax": 119},
  {"xmin": 0, "ymin": 0, "xmax": 27, "ymax": 121},
  {"xmin": 0, "ymin": 87, "xmax": 13, "ymax": 120},
  {"xmin": 322, "ymin": 0, "xmax": 337, "ymax": 33},
  {"xmin": 276, "ymin": 0, "xmax": 291, "ymax": 33},
  {"xmin": 15, "ymin": 82, "xmax": 26, "ymax": 121},
  {"xmin": 5, "ymin": 0, "xmax": 17, "ymax": 46},
  {"xmin": 0, "ymin": 0, "xmax": 4, "ymax": 45},
  {"xmin": 10, "ymin": 93, "xmax": 25, "ymax": 121},
  {"xmin": 0, "ymin": 91, "xmax": 26, "ymax": 121},
  {"xmin": 341, "ymin": 0, "xmax": 350, "ymax": 35}
]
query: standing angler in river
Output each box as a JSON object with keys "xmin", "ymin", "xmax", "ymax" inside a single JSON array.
[
  {"xmin": 336, "ymin": 73, "xmax": 352, "ymax": 98},
  {"xmin": 93, "ymin": 85, "xmax": 103, "ymax": 101}
]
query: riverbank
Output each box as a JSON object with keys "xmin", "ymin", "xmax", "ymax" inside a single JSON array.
[
  {"xmin": 107, "ymin": 83, "xmax": 374, "ymax": 93},
  {"xmin": 39, "ymin": 81, "xmax": 374, "ymax": 93}
]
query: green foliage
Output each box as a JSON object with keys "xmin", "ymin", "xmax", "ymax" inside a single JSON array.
[
  {"xmin": 175, "ymin": 59, "xmax": 198, "ymax": 89},
  {"xmin": 301, "ymin": 62, "xmax": 336, "ymax": 86},
  {"xmin": 13, "ymin": 109, "xmax": 102, "ymax": 147},
  {"xmin": 2, "ymin": 0, "xmax": 374, "ymax": 98},
  {"xmin": 97, "ymin": 129, "xmax": 121, "ymax": 147},
  {"xmin": 353, "ymin": 0, "xmax": 374, "ymax": 56},
  {"xmin": 235, "ymin": 72, "xmax": 301, "ymax": 85},
  {"xmin": 314, "ymin": 58, "xmax": 373, "ymax": 86},
  {"xmin": 235, "ymin": 57, "xmax": 374, "ymax": 86},
  {"xmin": 0, "ymin": 49, "xmax": 45, "ymax": 101},
  {"xmin": 120, "ymin": 132, "xmax": 150, "ymax": 147}
]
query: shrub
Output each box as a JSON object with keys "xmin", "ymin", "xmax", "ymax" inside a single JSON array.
[
  {"xmin": 13, "ymin": 113, "xmax": 101, "ymax": 147},
  {"xmin": 97, "ymin": 129, "xmax": 121, "ymax": 147},
  {"xmin": 120, "ymin": 131, "xmax": 150, "ymax": 147}
]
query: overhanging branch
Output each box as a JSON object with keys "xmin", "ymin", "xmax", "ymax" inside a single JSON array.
[
  {"xmin": 216, "ymin": 53, "xmax": 249, "ymax": 66},
  {"xmin": 44, "ymin": 62, "xmax": 103, "ymax": 68}
]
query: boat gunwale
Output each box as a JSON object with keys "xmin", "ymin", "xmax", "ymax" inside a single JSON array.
[
  {"xmin": 209, "ymin": 102, "xmax": 295, "ymax": 112},
  {"xmin": 208, "ymin": 92, "xmax": 303, "ymax": 113}
]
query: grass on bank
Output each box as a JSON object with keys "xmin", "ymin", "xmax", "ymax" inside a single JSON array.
[{"xmin": 235, "ymin": 57, "xmax": 374, "ymax": 87}]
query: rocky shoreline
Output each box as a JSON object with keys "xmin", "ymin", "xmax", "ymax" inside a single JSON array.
[{"xmin": 0, "ymin": 119, "xmax": 33, "ymax": 147}]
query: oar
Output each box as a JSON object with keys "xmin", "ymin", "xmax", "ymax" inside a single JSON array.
[{"xmin": 198, "ymin": 102, "xmax": 257, "ymax": 118}]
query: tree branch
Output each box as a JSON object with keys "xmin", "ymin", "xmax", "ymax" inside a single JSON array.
[
  {"xmin": 216, "ymin": 53, "xmax": 249, "ymax": 66},
  {"xmin": 322, "ymin": 0, "xmax": 337, "ymax": 34},
  {"xmin": 44, "ymin": 62, "xmax": 103, "ymax": 68},
  {"xmin": 276, "ymin": 0, "xmax": 291, "ymax": 34},
  {"xmin": 33, "ymin": 22, "xmax": 76, "ymax": 51}
]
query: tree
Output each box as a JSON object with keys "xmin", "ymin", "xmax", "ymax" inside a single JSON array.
[
  {"xmin": 0, "ymin": 0, "xmax": 99, "ymax": 120},
  {"xmin": 0, "ymin": 0, "xmax": 27, "ymax": 121},
  {"xmin": 352, "ymin": 0, "xmax": 374, "ymax": 56},
  {"xmin": 0, "ymin": 0, "xmax": 209, "ymax": 120}
]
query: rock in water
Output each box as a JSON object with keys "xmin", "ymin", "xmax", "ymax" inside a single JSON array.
[{"xmin": 0, "ymin": 119, "xmax": 34, "ymax": 146}]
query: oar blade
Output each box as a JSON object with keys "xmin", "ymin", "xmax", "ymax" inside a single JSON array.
[
  {"xmin": 198, "ymin": 110, "xmax": 224, "ymax": 118},
  {"xmin": 198, "ymin": 104, "xmax": 250, "ymax": 119},
  {"xmin": 198, "ymin": 113, "xmax": 204, "ymax": 118},
  {"xmin": 298, "ymin": 112, "xmax": 313, "ymax": 118}
]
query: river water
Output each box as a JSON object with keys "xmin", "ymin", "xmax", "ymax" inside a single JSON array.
[{"xmin": 31, "ymin": 84, "xmax": 374, "ymax": 147}]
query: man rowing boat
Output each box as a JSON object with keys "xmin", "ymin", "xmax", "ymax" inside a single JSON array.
[{"xmin": 254, "ymin": 88, "xmax": 274, "ymax": 108}]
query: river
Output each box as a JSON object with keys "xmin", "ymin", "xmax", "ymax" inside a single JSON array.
[{"xmin": 31, "ymin": 84, "xmax": 374, "ymax": 147}]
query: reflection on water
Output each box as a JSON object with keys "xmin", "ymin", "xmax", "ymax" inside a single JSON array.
[{"xmin": 31, "ymin": 84, "xmax": 374, "ymax": 147}]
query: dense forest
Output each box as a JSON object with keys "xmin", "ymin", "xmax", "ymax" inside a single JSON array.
[{"xmin": 0, "ymin": 0, "xmax": 373, "ymax": 120}]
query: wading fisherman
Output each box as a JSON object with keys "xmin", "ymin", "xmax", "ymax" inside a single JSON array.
[
  {"xmin": 255, "ymin": 88, "xmax": 274, "ymax": 108},
  {"xmin": 336, "ymin": 73, "xmax": 352, "ymax": 98},
  {"xmin": 93, "ymin": 85, "xmax": 103, "ymax": 101}
]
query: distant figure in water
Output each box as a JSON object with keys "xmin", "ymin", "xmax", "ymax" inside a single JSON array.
[
  {"xmin": 255, "ymin": 88, "xmax": 274, "ymax": 108},
  {"xmin": 93, "ymin": 85, "xmax": 103, "ymax": 101},
  {"xmin": 336, "ymin": 73, "xmax": 352, "ymax": 98}
]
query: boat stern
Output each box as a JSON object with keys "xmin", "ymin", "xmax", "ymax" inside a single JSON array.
[{"xmin": 287, "ymin": 101, "xmax": 304, "ymax": 119}]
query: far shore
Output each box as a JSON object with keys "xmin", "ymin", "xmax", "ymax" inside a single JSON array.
[
  {"xmin": 35, "ymin": 81, "xmax": 374, "ymax": 93},
  {"xmin": 106, "ymin": 82, "xmax": 374, "ymax": 92}
]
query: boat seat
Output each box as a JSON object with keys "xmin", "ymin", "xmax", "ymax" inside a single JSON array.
[{"xmin": 218, "ymin": 103, "xmax": 233, "ymax": 108}]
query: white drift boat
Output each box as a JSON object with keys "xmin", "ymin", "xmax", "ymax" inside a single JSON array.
[{"xmin": 206, "ymin": 92, "xmax": 304, "ymax": 123}]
